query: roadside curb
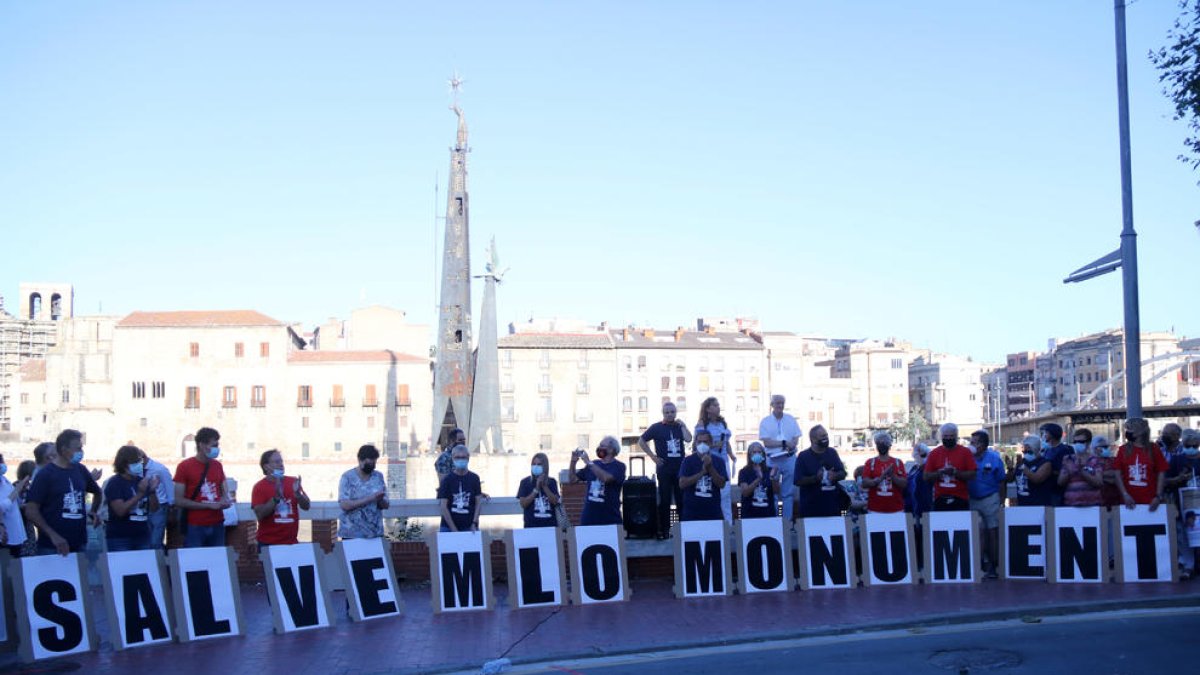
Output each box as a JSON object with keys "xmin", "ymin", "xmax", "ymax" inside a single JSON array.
[{"xmin": 426, "ymin": 590, "xmax": 1200, "ymax": 674}]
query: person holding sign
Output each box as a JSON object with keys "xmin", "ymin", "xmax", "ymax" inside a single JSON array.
[
  {"xmin": 251, "ymin": 449, "xmax": 311, "ymax": 548},
  {"xmin": 967, "ymin": 430, "xmax": 1005, "ymax": 579},
  {"xmin": 23, "ymin": 429, "xmax": 103, "ymax": 555},
  {"xmin": 738, "ymin": 442, "xmax": 780, "ymax": 519},
  {"xmin": 104, "ymin": 444, "xmax": 159, "ymax": 551},
  {"xmin": 695, "ymin": 398, "xmax": 735, "ymax": 523},
  {"xmin": 638, "ymin": 402, "xmax": 691, "ymax": 539},
  {"xmin": 1011, "ymin": 435, "xmax": 1055, "ymax": 507},
  {"xmin": 570, "ymin": 436, "xmax": 626, "ymax": 526},
  {"xmin": 793, "ymin": 425, "xmax": 847, "ymax": 519},
  {"xmin": 174, "ymin": 426, "xmax": 231, "ymax": 548},
  {"xmin": 1112, "ymin": 417, "xmax": 1168, "ymax": 512},
  {"xmin": 679, "ymin": 430, "xmax": 729, "ymax": 522},
  {"xmin": 338, "ymin": 444, "xmax": 389, "ymax": 539},
  {"xmin": 517, "ymin": 452, "xmax": 560, "ymax": 528},
  {"xmin": 1166, "ymin": 428, "xmax": 1200, "ymax": 579},
  {"xmin": 0, "ymin": 451, "xmax": 29, "ymax": 556},
  {"xmin": 923, "ymin": 423, "xmax": 976, "ymax": 512},
  {"xmin": 1059, "ymin": 429, "xmax": 1105, "ymax": 507},
  {"xmin": 438, "ymin": 445, "xmax": 483, "ymax": 532},
  {"xmin": 758, "ymin": 395, "xmax": 801, "ymax": 522},
  {"xmin": 861, "ymin": 431, "xmax": 906, "ymax": 514}
]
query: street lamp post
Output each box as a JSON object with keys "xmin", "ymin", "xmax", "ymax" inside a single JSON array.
[{"xmin": 1064, "ymin": 0, "xmax": 1143, "ymax": 419}]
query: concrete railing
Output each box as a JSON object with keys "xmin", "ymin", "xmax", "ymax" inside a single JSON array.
[{"xmin": 231, "ymin": 497, "xmax": 527, "ymax": 521}]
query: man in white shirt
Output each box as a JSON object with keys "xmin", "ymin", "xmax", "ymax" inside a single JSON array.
[{"xmin": 758, "ymin": 395, "xmax": 801, "ymax": 521}]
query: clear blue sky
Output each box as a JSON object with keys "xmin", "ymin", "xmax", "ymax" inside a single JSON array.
[{"xmin": 2, "ymin": 1, "xmax": 1195, "ymax": 364}]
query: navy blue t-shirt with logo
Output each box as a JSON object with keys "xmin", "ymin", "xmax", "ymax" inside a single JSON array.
[
  {"xmin": 104, "ymin": 474, "xmax": 151, "ymax": 540},
  {"xmin": 640, "ymin": 422, "xmax": 688, "ymax": 475},
  {"xmin": 738, "ymin": 464, "xmax": 777, "ymax": 518},
  {"xmin": 1014, "ymin": 456, "xmax": 1056, "ymax": 507},
  {"xmin": 516, "ymin": 476, "xmax": 560, "ymax": 528},
  {"xmin": 680, "ymin": 453, "xmax": 728, "ymax": 521},
  {"xmin": 576, "ymin": 460, "xmax": 626, "ymax": 526},
  {"xmin": 437, "ymin": 471, "xmax": 482, "ymax": 531},
  {"xmin": 26, "ymin": 462, "xmax": 100, "ymax": 551},
  {"xmin": 793, "ymin": 448, "xmax": 846, "ymax": 518}
]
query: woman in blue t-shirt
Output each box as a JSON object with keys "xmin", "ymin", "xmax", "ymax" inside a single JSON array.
[
  {"xmin": 104, "ymin": 445, "xmax": 159, "ymax": 551},
  {"xmin": 737, "ymin": 442, "xmax": 780, "ymax": 519},
  {"xmin": 1010, "ymin": 436, "xmax": 1055, "ymax": 507},
  {"xmin": 517, "ymin": 452, "xmax": 561, "ymax": 528}
]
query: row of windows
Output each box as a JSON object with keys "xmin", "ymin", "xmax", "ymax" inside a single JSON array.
[
  {"xmin": 131, "ymin": 382, "xmax": 167, "ymax": 399},
  {"xmin": 297, "ymin": 413, "xmax": 409, "ymax": 430},
  {"xmin": 188, "ymin": 342, "xmax": 271, "ymax": 358},
  {"xmin": 621, "ymin": 355, "xmax": 761, "ymax": 373},
  {"xmin": 171, "ymin": 384, "xmax": 411, "ymax": 410}
]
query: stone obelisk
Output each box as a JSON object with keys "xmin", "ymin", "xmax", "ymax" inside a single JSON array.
[{"xmin": 430, "ymin": 76, "xmax": 475, "ymax": 450}]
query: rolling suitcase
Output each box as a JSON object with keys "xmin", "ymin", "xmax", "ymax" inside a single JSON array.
[{"xmin": 622, "ymin": 455, "xmax": 657, "ymax": 539}]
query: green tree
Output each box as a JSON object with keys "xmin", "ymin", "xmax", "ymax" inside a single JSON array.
[
  {"xmin": 888, "ymin": 406, "xmax": 933, "ymax": 445},
  {"xmin": 1150, "ymin": 1, "xmax": 1200, "ymax": 175}
]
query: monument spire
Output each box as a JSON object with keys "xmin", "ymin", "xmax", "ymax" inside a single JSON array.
[
  {"xmin": 431, "ymin": 74, "xmax": 475, "ymax": 449},
  {"xmin": 469, "ymin": 237, "xmax": 505, "ymax": 454}
]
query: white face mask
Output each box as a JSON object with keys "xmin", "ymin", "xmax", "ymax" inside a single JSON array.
[{"xmin": 696, "ymin": 443, "xmax": 711, "ymax": 455}]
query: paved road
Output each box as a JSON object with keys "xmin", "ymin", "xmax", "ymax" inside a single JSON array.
[{"xmin": 495, "ymin": 606, "xmax": 1200, "ymax": 674}]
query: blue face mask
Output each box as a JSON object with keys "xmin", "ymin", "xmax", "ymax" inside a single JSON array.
[
  {"xmin": 1072, "ymin": 443, "xmax": 1086, "ymax": 453},
  {"xmin": 272, "ymin": 468, "xmax": 285, "ymax": 479},
  {"xmin": 453, "ymin": 458, "xmax": 469, "ymax": 470},
  {"xmin": 129, "ymin": 462, "xmax": 144, "ymax": 477},
  {"xmin": 70, "ymin": 451, "xmax": 84, "ymax": 464},
  {"xmin": 1040, "ymin": 439, "xmax": 1052, "ymax": 452},
  {"xmin": 1024, "ymin": 452, "xmax": 1037, "ymax": 463},
  {"xmin": 750, "ymin": 453, "xmax": 765, "ymax": 464},
  {"xmin": 0, "ymin": 463, "xmax": 7, "ymax": 477},
  {"xmin": 207, "ymin": 446, "xmax": 220, "ymax": 460},
  {"xmin": 1185, "ymin": 447, "xmax": 1200, "ymax": 457},
  {"xmin": 530, "ymin": 464, "xmax": 544, "ymax": 477}
]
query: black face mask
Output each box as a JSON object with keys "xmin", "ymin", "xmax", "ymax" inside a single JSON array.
[
  {"xmin": 942, "ymin": 439, "xmax": 956, "ymax": 449},
  {"xmin": 814, "ymin": 439, "xmax": 829, "ymax": 450},
  {"xmin": 362, "ymin": 462, "xmax": 376, "ymax": 473},
  {"xmin": 596, "ymin": 448, "xmax": 608, "ymax": 460}
]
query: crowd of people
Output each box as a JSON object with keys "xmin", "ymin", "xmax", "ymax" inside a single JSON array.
[{"xmin": 4, "ymin": 403, "xmax": 1197, "ymax": 584}]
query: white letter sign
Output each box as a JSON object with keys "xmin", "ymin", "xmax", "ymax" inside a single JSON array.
[
  {"xmin": 504, "ymin": 527, "xmax": 565, "ymax": 609},
  {"xmin": 168, "ymin": 546, "xmax": 245, "ymax": 642},
  {"xmin": 735, "ymin": 516, "xmax": 792, "ymax": 593},
  {"xmin": 337, "ymin": 538, "xmax": 403, "ymax": 621},
  {"xmin": 674, "ymin": 520, "xmax": 731, "ymax": 598},
  {"xmin": 568, "ymin": 525, "xmax": 630, "ymax": 605},
  {"xmin": 430, "ymin": 531, "xmax": 493, "ymax": 612},
  {"xmin": 262, "ymin": 543, "xmax": 334, "ymax": 633},
  {"xmin": 98, "ymin": 549, "xmax": 173, "ymax": 649}
]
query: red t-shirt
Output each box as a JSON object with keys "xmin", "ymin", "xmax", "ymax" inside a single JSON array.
[
  {"xmin": 1112, "ymin": 444, "xmax": 1169, "ymax": 504},
  {"xmin": 925, "ymin": 445, "xmax": 977, "ymax": 501},
  {"xmin": 862, "ymin": 455, "xmax": 906, "ymax": 513},
  {"xmin": 173, "ymin": 457, "xmax": 226, "ymax": 526},
  {"xmin": 251, "ymin": 476, "xmax": 299, "ymax": 545}
]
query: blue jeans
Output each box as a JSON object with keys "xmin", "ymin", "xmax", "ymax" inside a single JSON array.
[
  {"xmin": 769, "ymin": 455, "xmax": 796, "ymax": 521},
  {"xmin": 147, "ymin": 507, "xmax": 168, "ymax": 549},
  {"xmin": 184, "ymin": 524, "xmax": 226, "ymax": 548},
  {"xmin": 107, "ymin": 534, "xmax": 150, "ymax": 552}
]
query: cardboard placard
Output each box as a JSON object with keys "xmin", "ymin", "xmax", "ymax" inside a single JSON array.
[
  {"xmin": 1180, "ymin": 487, "xmax": 1200, "ymax": 549},
  {"xmin": 673, "ymin": 520, "xmax": 732, "ymax": 598},
  {"xmin": 504, "ymin": 527, "xmax": 566, "ymax": 609},
  {"xmin": 11, "ymin": 553, "xmax": 98, "ymax": 662},
  {"xmin": 430, "ymin": 531, "xmax": 494, "ymax": 613},
  {"xmin": 567, "ymin": 525, "xmax": 631, "ymax": 605},
  {"xmin": 859, "ymin": 512, "xmax": 917, "ymax": 586},
  {"xmin": 734, "ymin": 516, "xmax": 793, "ymax": 594},
  {"xmin": 336, "ymin": 538, "xmax": 403, "ymax": 622},
  {"xmin": 168, "ymin": 546, "xmax": 245, "ymax": 642},
  {"xmin": 1047, "ymin": 506, "xmax": 1105, "ymax": 584},
  {"xmin": 261, "ymin": 543, "xmax": 335, "ymax": 634},
  {"xmin": 1114, "ymin": 504, "xmax": 1178, "ymax": 583},
  {"xmin": 0, "ymin": 549, "xmax": 13, "ymax": 650},
  {"xmin": 98, "ymin": 549, "xmax": 174, "ymax": 649},
  {"xmin": 999, "ymin": 506, "xmax": 1046, "ymax": 581},
  {"xmin": 922, "ymin": 510, "xmax": 981, "ymax": 584},
  {"xmin": 796, "ymin": 516, "xmax": 855, "ymax": 590}
]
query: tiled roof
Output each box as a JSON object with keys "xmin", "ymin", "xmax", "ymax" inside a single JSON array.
[
  {"xmin": 499, "ymin": 333, "xmax": 615, "ymax": 349},
  {"xmin": 117, "ymin": 310, "xmax": 284, "ymax": 328},
  {"xmin": 609, "ymin": 329, "xmax": 763, "ymax": 350},
  {"xmin": 288, "ymin": 350, "xmax": 428, "ymax": 364},
  {"xmin": 18, "ymin": 359, "xmax": 46, "ymax": 381}
]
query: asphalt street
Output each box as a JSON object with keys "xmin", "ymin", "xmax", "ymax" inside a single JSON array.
[{"xmin": 492, "ymin": 606, "xmax": 1200, "ymax": 675}]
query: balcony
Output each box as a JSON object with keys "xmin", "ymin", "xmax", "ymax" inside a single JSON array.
[
  {"xmin": 395, "ymin": 398, "xmax": 412, "ymax": 408},
  {"xmin": 251, "ymin": 400, "xmax": 266, "ymax": 408},
  {"xmin": 363, "ymin": 399, "xmax": 379, "ymax": 408},
  {"xmin": 330, "ymin": 398, "xmax": 346, "ymax": 409},
  {"xmin": 297, "ymin": 399, "xmax": 313, "ymax": 408}
]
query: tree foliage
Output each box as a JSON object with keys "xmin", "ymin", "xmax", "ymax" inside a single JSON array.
[
  {"xmin": 887, "ymin": 405, "xmax": 933, "ymax": 445},
  {"xmin": 1150, "ymin": 1, "xmax": 1200, "ymax": 175}
]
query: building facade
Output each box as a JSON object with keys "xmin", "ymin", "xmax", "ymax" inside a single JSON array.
[{"xmin": 908, "ymin": 353, "xmax": 985, "ymax": 429}]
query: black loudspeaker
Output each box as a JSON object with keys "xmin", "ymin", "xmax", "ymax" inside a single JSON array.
[{"xmin": 623, "ymin": 456, "xmax": 657, "ymax": 539}]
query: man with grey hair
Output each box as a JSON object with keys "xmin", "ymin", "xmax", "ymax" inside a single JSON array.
[
  {"xmin": 570, "ymin": 436, "xmax": 626, "ymax": 526},
  {"xmin": 923, "ymin": 423, "xmax": 976, "ymax": 511},
  {"xmin": 758, "ymin": 395, "xmax": 801, "ymax": 521},
  {"xmin": 638, "ymin": 402, "xmax": 692, "ymax": 539}
]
